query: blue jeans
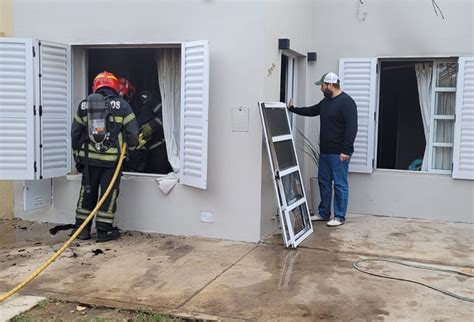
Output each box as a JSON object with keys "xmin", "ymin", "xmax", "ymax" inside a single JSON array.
[{"xmin": 318, "ymin": 154, "xmax": 350, "ymax": 221}]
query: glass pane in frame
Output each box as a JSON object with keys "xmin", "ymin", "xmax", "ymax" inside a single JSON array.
[
  {"xmin": 435, "ymin": 63, "xmax": 457, "ymax": 87},
  {"xmin": 434, "ymin": 120, "xmax": 454, "ymax": 143},
  {"xmin": 263, "ymin": 107, "xmax": 290, "ymax": 137},
  {"xmin": 434, "ymin": 92, "xmax": 455, "ymax": 115},
  {"xmin": 288, "ymin": 203, "xmax": 310, "ymax": 237},
  {"xmin": 281, "ymin": 171, "xmax": 304, "ymax": 206},
  {"xmin": 432, "ymin": 147, "xmax": 453, "ymax": 170},
  {"xmin": 274, "ymin": 140, "xmax": 297, "ymax": 171}
]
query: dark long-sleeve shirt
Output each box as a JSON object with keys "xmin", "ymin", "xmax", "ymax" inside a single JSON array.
[{"xmin": 289, "ymin": 92, "xmax": 358, "ymax": 155}]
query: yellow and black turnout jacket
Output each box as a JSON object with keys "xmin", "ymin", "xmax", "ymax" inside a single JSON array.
[{"xmin": 71, "ymin": 90, "xmax": 139, "ymax": 167}]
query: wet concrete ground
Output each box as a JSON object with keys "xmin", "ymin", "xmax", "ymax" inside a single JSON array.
[{"xmin": 0, "ymin": 214, "xmax": 473, "ymax": 320}]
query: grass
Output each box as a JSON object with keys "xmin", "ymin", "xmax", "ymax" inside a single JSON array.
[
  {"xmin": 37, "ymin": 299, "xmax": 50, "ymax": 309},
  {"xmin": 133, "ymin": 310, "xmax": 175, "ymax": 321},
  {"xmin": 10, "ymin": 299, "xmax": 185, "ymax": 322},
  {"xmin": 10, "ymin": 314, "xmax": 33, "ymax": 322}
]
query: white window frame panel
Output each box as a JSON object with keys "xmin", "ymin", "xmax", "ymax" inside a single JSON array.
[
  {"xmin": 179, "ymin": 40, "xmax": 209, "ymax": 189},
  {"xmin": 427, "ymin": 60, "xmax": 457, "ymax": 174},
  {"xmin": 339, "ymin": 58, "xmax": 377, "ymax": 173},
  {"xmin": 258, "ymin": 101, "xmax": 313, "ymax": 248},
  {"xmin": 453, "ymin": 56, "xmax": 474, "ymax": 180},
  {"xmin": 0, "ymin": 38, "xmax": 36, "ymax": 180}
]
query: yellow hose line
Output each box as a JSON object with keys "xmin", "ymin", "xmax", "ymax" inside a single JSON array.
[{"xmin": 0, "ymin": 143, "xmax": 127, "ymax": 303}]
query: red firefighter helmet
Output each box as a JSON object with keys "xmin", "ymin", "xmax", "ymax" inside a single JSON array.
[
  {"xmin": 118, "ymin": 77, "xmax": 136, "ymax": 99},
  {"xmin": 92, "ymin": 71, "xmax": 120, "ymax": 93}
]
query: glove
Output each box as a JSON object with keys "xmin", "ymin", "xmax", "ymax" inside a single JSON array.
[
  {"xmin": 141, "ymin": 123, "xmax": 153, "ymax": 140},
  {"xmin": 136, "ymin": 132, "xmax": 148, "ymax": 150},
  {"xmin": 74, "ymin": 153, "xmax": 84, "ymax": 173}
]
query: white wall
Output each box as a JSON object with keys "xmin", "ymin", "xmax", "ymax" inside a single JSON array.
[
  {"xmin": 301, "ymin": 0, "xmax": 474, "ymax": 223},
  {"xmin": 259, "ymin": 1, "xmax": 315, "ymax": 238},
  {"xmin": 11, "ymin": 0, "xmax": 472, "ymax": 244},
  {"xmin": 12, "ymin": 0, "xmax": 273, "ymax": 241},
  {"xmin": 349, "ymin": 171, "xmax": 474, "ymax": 222}
]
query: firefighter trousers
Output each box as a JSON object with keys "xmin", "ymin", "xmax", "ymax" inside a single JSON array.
[{"xmin": 75, "ymin": 165, "xmax": 122, "ymax": 231}]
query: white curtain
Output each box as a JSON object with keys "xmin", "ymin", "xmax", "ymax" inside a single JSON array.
[
  {"xmin": 155, "ymin": 49, "xmax": 181, "ymax": 173},
  {"xmin": 415, "ymin": 63, "xmax": 432, "ymax": 171}
]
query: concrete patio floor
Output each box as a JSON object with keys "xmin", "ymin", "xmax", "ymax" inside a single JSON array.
[{"xmin": 0, "ymin": 214, "xmax": 473, "ymax": 320}]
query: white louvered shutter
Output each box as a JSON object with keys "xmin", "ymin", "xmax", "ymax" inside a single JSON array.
[
  {"xmin": 453, "ymin": 57, "xmax": 474, "ymax": 180},
  {"xmin": 180, "ymin": 41, "xmax": 209, "ymax": 189},
  {"xmin": 339, "ymin": 58, "xmax": 377, "ymax": 173},
  {"xmin": 0, "ymin": 38, "xmax": 36, "ymax": 180},
  {"xmin": 39, "ymin": 41, "xmax": 71, "ymax": 178}
]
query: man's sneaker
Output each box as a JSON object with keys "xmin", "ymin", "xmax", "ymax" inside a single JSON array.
[
  {"xmin": 96, "ymin": 228, "xmax": 121, "ymax": 243},
  {"xmin": 310, "ymin": 214, "xmax": 328, "ymax": 221},
  {"xmin": 327, "ymin": 218, "xmax": 344, "ymax": 227}
]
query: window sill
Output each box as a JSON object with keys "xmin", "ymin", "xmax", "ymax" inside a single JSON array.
[
  {"xmin": 66, "ymin": 172, "xmax": 177, "ymax": 181},
  {"xmin": 373, "ymin": 168, "xmax": 451, "ymax": 177},
  {"xmin": 122, "ymin": 172, "xmax": 170, "ymax": 180}
]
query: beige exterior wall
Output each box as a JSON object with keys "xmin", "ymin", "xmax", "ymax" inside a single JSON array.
[
  {"xmin": 0, "ymin": 0, "xmax": 14, "ymax": 219},
  {"xmin": 0, "ymin": 0, "xmax": 13, "ymax": 37}
]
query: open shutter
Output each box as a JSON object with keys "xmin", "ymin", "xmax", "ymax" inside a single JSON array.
[
  {"xmin": 0, "ymin": 38, "xmax": 36, "ymax": 180},
  {"xmin": 39, "ymin": 41, "xmax": 71, "ymax": 178},
  {"xmin": 180, "ymin": 41, "xmax": 209, "ymax": 189},
  {"xmin": 339, "ymin": 58, "xmax": 377, "ymax": 173},
  {"xmin": 452, "ymin": 57, "xmax": 474, "ymax": 180}
]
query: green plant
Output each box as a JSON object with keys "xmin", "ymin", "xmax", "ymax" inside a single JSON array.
[
  {"xmin": 294, "ymin": 128, "xmax": 320, "ymax": 167},
  {"xmin": 37, "ymin": 299, "xmax": 50, "ymax": 309}
]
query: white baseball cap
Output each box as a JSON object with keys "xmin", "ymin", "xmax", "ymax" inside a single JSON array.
[{"xmin": 315, "ymin": 72, "xmax": 340, "ymax": 85}]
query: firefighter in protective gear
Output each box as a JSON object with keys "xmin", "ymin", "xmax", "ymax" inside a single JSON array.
[
  {"xmin": 71, "ymin": 71, "xmax": 139, "ymax": 242},
  {"xmin": 127, "ymin": 91, "xmax": 173, "ymax": 174},
  {"xmin": 118, "ymin": 77, "xmax": 136, "ymax": 103}
]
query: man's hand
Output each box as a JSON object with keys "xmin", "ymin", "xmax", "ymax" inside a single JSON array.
[{"xmin": 340, "ymin": 153, "xmax": 350, "ymax": 161}]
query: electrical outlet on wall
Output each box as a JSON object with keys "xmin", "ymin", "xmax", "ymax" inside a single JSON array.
[{"xmin": 200, "ymin": 211, "xmax": 214, "ymax": 223}]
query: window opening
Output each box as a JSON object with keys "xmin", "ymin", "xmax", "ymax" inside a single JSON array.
[
  {"xmin": 377, "ymin": 61, "xmax": 426, "ymax": 170},
  {"xmin": 86, "ymin": 47, "xmax": 176, "ymax": 175},
  {"xmin": 376, "ymin": 60, "xmax": 457, "ymax": 173}
]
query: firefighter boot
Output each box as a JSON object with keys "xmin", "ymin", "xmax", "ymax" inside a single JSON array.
[
  {"xmin": 96, "ymin": 222, "xmax": 121, "ymax": 243},
  {"xmin": 73, "ymin": 219, "xmax": 91, "ymax": 240}
]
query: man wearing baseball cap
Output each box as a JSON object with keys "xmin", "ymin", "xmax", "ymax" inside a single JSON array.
[{"xmin": 288, "ymin": 72, "xmax": 357, "ymax": 227}]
